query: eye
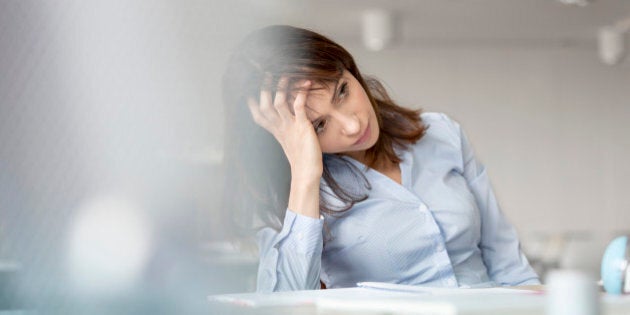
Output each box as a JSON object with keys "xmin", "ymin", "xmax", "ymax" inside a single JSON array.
[
  {"xmin": 313, "ymin": 119, "xmax": 327, "ymax": 134},
  {"xmin": 338, "ymin": 82, "xmax": 348, "ymax": 98}
]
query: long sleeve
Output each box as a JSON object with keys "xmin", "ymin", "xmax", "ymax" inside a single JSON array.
[
  {"xmin": 445, "ymin": 114, "xmax": 540, "ymax": 286},
  {"xmin": 256, "ymin": 209, "xmax": 325, "ymax": 292}
]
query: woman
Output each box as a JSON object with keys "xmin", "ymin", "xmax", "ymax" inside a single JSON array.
[{"xmin": 222, "ymin": 25, "xmax": 539, "ymax": 292}]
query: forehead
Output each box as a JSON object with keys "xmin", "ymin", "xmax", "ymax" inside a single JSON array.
[
  {"xmin": 288, "ymin": 69, "xmax": 349, "ymax": 92},
  {"xmin": 287, "ymin": 71, "xmax": 353, "ymax": 115},
  {"xmin": 290, "ymin": 79, "xmax": 335, "ymax": 94},
  {"xmin": 287, "ymin": 79, "xmax": 336, "ymax": 107}
]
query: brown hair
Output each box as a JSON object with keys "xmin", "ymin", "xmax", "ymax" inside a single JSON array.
[{"xmin": 222, "ymin": 25, "xmax": 427, "ymax": 232}]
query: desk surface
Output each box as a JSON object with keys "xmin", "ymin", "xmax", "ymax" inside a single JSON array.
[{"xmin": 209, "ymin": 286, "xmax": 630, "ymax": 315}]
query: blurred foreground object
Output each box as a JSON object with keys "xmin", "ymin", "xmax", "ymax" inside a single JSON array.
[
  {"xmin": 67, "ymin": 197, "xmax": 152, "ymax": 296},
  {"xmin": 546, "ymin": 269, "xmax": 600, "ymax": 315}
]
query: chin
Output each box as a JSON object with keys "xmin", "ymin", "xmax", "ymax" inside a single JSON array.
[{"xmin": 355, "ymin": 137, "xmax": 378, "ymax": 152}]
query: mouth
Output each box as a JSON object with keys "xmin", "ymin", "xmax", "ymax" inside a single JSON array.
[{"xmin": 354, "ymin": 122, "xmax": 371, "ymax": 146}]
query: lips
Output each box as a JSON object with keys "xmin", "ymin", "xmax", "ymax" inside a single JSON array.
[{"xmin": 354, "ymin": 122, "xmax": 371, "ymax": 146}]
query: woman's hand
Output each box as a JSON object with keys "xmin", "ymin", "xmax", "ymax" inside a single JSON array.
[
  {"xmin": 247, "ymin": 76, "xmax": 323, "ymax": 185},
  {"xmin": 248, "ymin": 76, "xmax": 322, "ymax": 218}
]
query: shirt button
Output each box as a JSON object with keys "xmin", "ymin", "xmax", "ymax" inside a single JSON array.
[
  {"xmin": 436, "ymin": 243, "xmax": 445, "ymax": 252},
  {"xmin": 445, "ymin": 278, "xmax": 456, "ymax": 286},
  {"xmin": 297, "ymin": 232, "xmax": 304, "ymax": 240}
]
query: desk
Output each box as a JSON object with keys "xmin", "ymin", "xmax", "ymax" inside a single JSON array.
[{"xmin": 208, "ymin": 286, "xmax": 630, "ymax": 315}]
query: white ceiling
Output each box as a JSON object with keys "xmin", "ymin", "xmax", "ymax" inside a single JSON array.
[{"xmin": 252, "ymin": 0, "xmax": 630, "ymax": 48}]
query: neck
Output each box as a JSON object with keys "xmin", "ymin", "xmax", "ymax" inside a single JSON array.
[
  {"xmin": 342, "ymin": 151, "xmax": 398, "ymax": 173},
  {"xmin": 343, "ymin": 150, "xmax": 367, "ymax": 165}
]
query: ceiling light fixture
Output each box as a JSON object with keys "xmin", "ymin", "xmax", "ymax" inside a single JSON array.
[
  {"xmin": 598, "ymin": 16, "xmax": 630, "ymax": 65},
  {"xmin": 362, "ymin": 9, "xmax": 396, "ymax": 51}
]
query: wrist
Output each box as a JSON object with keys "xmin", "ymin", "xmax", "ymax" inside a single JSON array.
[
  {"xmin": 290, "ymin": 176, "xmax": 320, "ymax": 190},
  {"xmin": 290, "ymin": 162, "xmax": 323, "ymax": 185},
  {"xmin": 288, "ymin": 178, "xmax": 320, "ymax": 219}
]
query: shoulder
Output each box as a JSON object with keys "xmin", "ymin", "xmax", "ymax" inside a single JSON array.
[
  {"xmin": 409, "ymin": 112, "xmax": 469, "ymax": 172},
  {"xmin": 418, "ymin": 111, "xmax": 462, "ymax": 143},
  {"xmin": 420, "ymin": 111, "xmax": 460, "ymax": 129}
]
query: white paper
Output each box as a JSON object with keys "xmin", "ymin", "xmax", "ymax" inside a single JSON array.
[
  {"xmin": 356, "ymin": 282, "xmax": 539, "ymax": 296},
  {"xmin": 208, "ymin": 287, "xmax": 419, "ymax": 307}
]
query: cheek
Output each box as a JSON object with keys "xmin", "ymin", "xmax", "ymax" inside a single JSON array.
[
  {"xmin": 354, "ymin": 95, "xmax": 373, "ymax": 118},
  {"xmin": 318, "ymin": 135, "xmax": 344, "ymax": 154},
  {"xmin": 318, "ymin": 137, "xmax": 334, "ymax": 153}
]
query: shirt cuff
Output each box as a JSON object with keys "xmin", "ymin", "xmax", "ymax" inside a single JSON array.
[{"xmin": 281, "ymin": 209, "xmax": 325, "ymax": 254}]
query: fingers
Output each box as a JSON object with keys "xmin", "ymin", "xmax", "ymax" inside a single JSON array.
[
  {"xmin": 258, "ymin": 74, "xmax": 278, "ymax": 121},
  {"xmin": 247, "ymin": 97, "xmax": 272, "ymax": 130},
  {"xmin": 293, "ymin": 81, "xmax": 311, "ymax": 122},
  {"xmin": 250, "ymin": 75, "xmax": 311, "ymax": 133},
  {"xmin": 274, "ymin": 77, "xmax": 292, "ymax": 121}
]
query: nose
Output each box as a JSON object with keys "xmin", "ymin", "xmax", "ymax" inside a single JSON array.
[{"xmin": 339, "ymin": 112, "xmax": 361, "ymax": 137}]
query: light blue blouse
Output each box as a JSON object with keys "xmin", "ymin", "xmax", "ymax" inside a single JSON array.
[{"xmin": 256, "ymin": 112, "xmax": 540, "ymax": 292}]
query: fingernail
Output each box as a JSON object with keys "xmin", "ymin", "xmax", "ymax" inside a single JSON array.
[{"xmin": 303, "ymin": 80, "xmax": 311, "ymax": 87}]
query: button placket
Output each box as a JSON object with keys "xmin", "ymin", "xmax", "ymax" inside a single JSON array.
[{"xmin": 435, "ymin": 242, "xmax": 445, "ymax": 252}]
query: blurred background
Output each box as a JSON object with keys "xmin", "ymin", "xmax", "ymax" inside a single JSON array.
[{"xmin": 1, "ymin": 0, "xmax": 629, "ymax": 313}]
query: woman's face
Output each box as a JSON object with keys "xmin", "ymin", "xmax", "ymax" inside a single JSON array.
[{"xmin": 295, "ymin": 70, "xmax": 379, "ymax": 162}]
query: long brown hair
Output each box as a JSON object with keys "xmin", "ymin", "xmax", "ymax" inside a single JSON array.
[{"xmin": 222, "ymin": 25, "xmax": 427, "ymax": 233}]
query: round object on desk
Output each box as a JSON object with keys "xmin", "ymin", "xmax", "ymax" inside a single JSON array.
[{"xmin": 600, "ymin": 236, "xmax": 629, "ymax": 295}]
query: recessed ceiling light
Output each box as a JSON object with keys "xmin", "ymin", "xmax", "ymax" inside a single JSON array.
[{"xmin": 555, "ymin": 0, "xmax": 592, "ymax": 7}]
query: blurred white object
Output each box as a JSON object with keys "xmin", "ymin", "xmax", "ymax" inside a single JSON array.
[
  {"xmin": 598, "ymin": 17, "xmax": 630, "ymax": 65},
  {"xmin": 68, "ymin": 197, "xmax": 152, "ymax": 295},
  {"xmin": 362, "ymin": 9, "xmax": 395, "ymax": 51},
  {"xmin": 546, "ymin": 269, "xmax": 600, "ymax": 315}
]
